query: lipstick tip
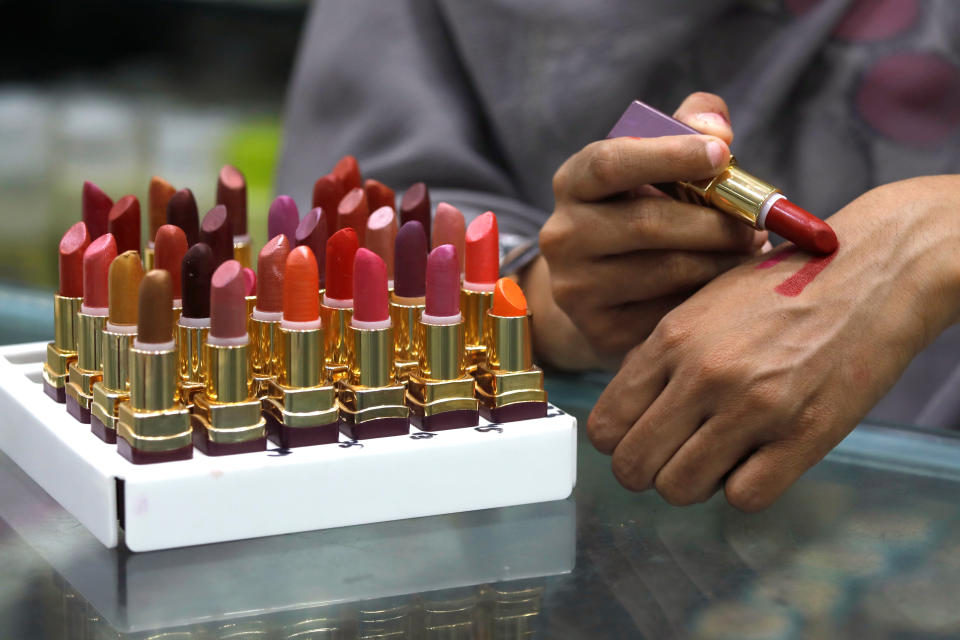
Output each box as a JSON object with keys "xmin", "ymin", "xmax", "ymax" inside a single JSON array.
[
  {"xmin": 465, "ymin": 211, "xmax": 499, "ymax": 286},
  {"xmin": 425, "ymin": 244, "xmax": 461, "ymax": 318},
  {"xmin": 766, "ymin": 199, "xmax": 838, "ymax": 255},
  {"xmin": 181, "ymin": 242, "xmax": 214, "ymax": 319},
  {"xmin": 256, "ymin": 235, "xmax": 290, "ymax": 312},
  {"xmin": 283, "ymin": 246, "xmax": 321, "ymax": 322},
  {"xmin": 154, "ymin": 224, "xmax": 189, "ymax": 299},
  {"xmin": 59, "ymin": 222, "xmax": 91, "ymax": 298},
  {"xmin": 325, "ymin": 227, "xmax": 359, "ymax": 302},
  {"xmin": 353, "ymin": 248, "xmax": 390, "ymax": 323},
  {"xmin": 107, "ymin": 195, "xmax": 142, "ymax": 256},
  {"xmin": 492, "ymin": 277, "xmax": 527, "ymax": 317},
  {"xmin": 268, "ymin": 195, "xmax": 300, "ymax": 244},
  {"xmin": 83, "ymin": 233, "xmax": 118, "ymax": 309},
  {"xmin": 138, "ymin": 270, "xmax": 174, "ymax": 344},
  {"xmin": 242, "ymin": 268, "xmax": 257, "ymax": 297},
  {"xmin": 394, "ymin": 221, "xmax": 428, "ymax": 299},
  {"xmin": 210, "ymin": 260, "xmax": 248, "ymax": 340},
  {"xmin": 108, "ymin": 250, "xmax": 145, "ymax": 326}
]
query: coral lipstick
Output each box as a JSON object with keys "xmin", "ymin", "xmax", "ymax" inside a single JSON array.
[
  {"xmin": 264, "ymin": 246, "xmax": 339, "ymax": 447},
  {"xmin": 365, "ymin": 206, "xmax": 397, "ymax": 289},
  {"xmin": 333, "ymin": 155, "xmax": 363, "ymax": 192},
  {"xmin": 364, "ymin": 179, "xmax": 395, "ymax": 212},
  {"xmin": 250, "ymin": 235, "xmax": 290, "ymax": 392},
  {"xmin": 91, "ymin": 250, "xmax": 144, "ymax": 443},
  {"xmin": 192, "ymin": 260, "xmax": 267, "ymax": 456},
  {"xmin": 201, "ymin": 205, "xmax": 233, "ymax": 269},
  {"xmin": 400, "ymin": 182, "xmax": 431, "ymax": 240},
  {"xmin": 338, "ymin": 187, "xmax": 370, "ymax": 247},
  {"xmin": 177, "ymin": 243, "xmax": 214, "ymax": 405},
  {"xmin": 117, "ymin": 269, "xmax": 193, "ymax": 464},
  {"xmin": 44, "ymin": 222, "xmax": 90, "ymax": 403},
  {"xmin": 146, "ymin": 176, "xmax": 175, "ymax": 269},
  {"xmin": 166, "ymin": 188, "xmax": 200, "ymax": 247},
  {"xmin": 391, "ymin": 221, "xmax": 428, "ymax": 381},
  {"xmin": 407, "ymin": 245, "xmax": 479, "ymax": 430},
  {"xmin": 108, "ymin": 195, "xmax": 141, "ymax": 256},
  {"xmin": 268, "ymin": 195, "xmax": 299, "ymax": 245},
  {"xmin": 338, "ymin": 249, "xmax": 410, "ymax": 439},
  {"xmin": 462, "ymin": 211, "xmax": 499, "ymax": 369},
  {"xmin": 321, "ymin": 228, "xmax": 359, "ymax": 381},
  {"xmin": 66, "ymin": 233, "xmax": 117, "ymax": 423},
  {"xmin": 296, "ymin": 207, "xmax": 328, "ymax": 289},
  {"xmin": 475, "ymin": 278, "xmax": 547, "ymax": 422},
  {"xmin": 607, "ymin": 100, "xmax": 837, "ymax": 254},
  {"xmin": 216, "ymin": 165, "xmax": 252, "ymax": 267},
  {"xmin": 83, "ymin": 181, "xmax": 113, "ymax": 241},
  {"xmin": 312, "ymin": 174, "xmax": 346, "ymax": 232},
  {"xmin": 154, "ymin": 224, "xmax": 188, "ymax": 325},
  {"xmin": 432, "ymin": 203, "xmax": 465, "ymax": 275}
]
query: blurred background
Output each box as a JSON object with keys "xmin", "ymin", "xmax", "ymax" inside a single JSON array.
[{"xmin": 0, "ymin": 1, "xmax": 309, "ymax": 343}]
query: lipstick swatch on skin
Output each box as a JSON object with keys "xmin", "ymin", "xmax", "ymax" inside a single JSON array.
[
  {"xmin": 268, "ymin": 195, "xmax": 299, "ymax": 245},
  {"xmin": 154, "ymin": 225, "xmax": 189, "ymax": 300},
  {"xmin": 333, "ymin": 155, "xmax": 363, "ymax": 192},
  {"xmin": 82, "ymin": 181, "xmax": 113, "ymax": 240},
  {"xmin": 465, "ymin": 211, "xmax": 499, "ymax": 286},
  {"xmin": 216, "ymin": 165, "xmax": 247, "ymax": 236},
  {"xmin": 400, "ymin": 182, "xmax": 431, "ymax": 240},
  {"xmin": 353, "ymin": 249, "xmax": 390, "ymax": 323},
  {"xmin": 394, "ymin": 221, "xmax": 428, "ymax": 299},
  {"xmin": 138, "ymin": 270, "xmax": 174, "ymax": 344},
  {"xmin": 83, "ymin": 233, "xmax": 117, "ymax": 309},
  {"xmin": 492, "ymin": 278, "xmax": 527, "ymax": 317},
  {"xmin": 775, "ymin": 251, "xmax": 839, "ymax": 297},
  {"xmin": 325, "ymin": 228, "xmax": 359, "ymax": 302},
  {"xmin": 148, "ymin": 176, "xmax": 176, "ymax": 241},
  {"xmin": 201, "ymin": 205, "xmax": 234, "ymax": 268},
  {"xmin": 366, "ymin": 206, "xmax": 397, "ymax": 281},
  {"xmin": 425, "ymin": 245, "xmax": 461, "ymax": 317},
  {"xmin": 181, "ymin": 243, "xmax": 214, "ymax": 319},
  {"xmin": 365, "ymin": 179, "xmax": 396, "ymax": 212},
  {"xmin": 755, "ymin": 246, "xmax": 799, "ymax": 270},
  {"xmin": 256, "ymin": 235, "xmax": 290, "ymax": 313},
  {"xmin": 59, "ymin": 222, "xmax": 91, "ymax": 298},
  {"xmin": 166, "ymin": 188, "xmax": 200, "ymax": 247},
  {"xmin": 210, "ymin": 260, "xmax": 248, "ymax": 340},
  {"xmin": 108, "ymin": 195, "xmax": 141, "ymax": 256},
  {"xmin": 296, "ymin": 208, "xmax": 328, "ymax": 288},
  {"xmin": 283, "ymin": 246, "xmax": 321, "ymax": 323},
  {"xmin": 338, "ymin": 187, "xmax": 370, "ymax": 247}
]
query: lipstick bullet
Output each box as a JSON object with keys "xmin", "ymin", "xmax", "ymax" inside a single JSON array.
[
  {"xmin": 365, "ymin": 206, "xmax": 397, "ymax": 289},
  {"xmin": 433, "ymin": 203, "xmax": 465, "ymax": 276},
  {"xmin": 107, "ymin": 195, "xmax": 141, "ymax": 256},
  {"xmin": 91, "ymin": 250, "xmax": 144, "ymax": 443},
  {"xmin": 82, "ymin": 181, "xmax": 113, "ymax": 241},
  {"xmin": 66, "ymin": 233, "xmax": 117, "ymax": 423},
  {"xmin": 390, "ymin": 221, "xmax": 427, "ymax": 381},
  {"xmin": 216, "ymin": 165, "xmax": 252, "ymax": 268},
  {"xmin": 200, "ymin": 204, "xmax": 233, "ymax": 270},
  {"xmin": 364, "ymin": 179, "xmax": 396, "ymax": 212},
  {"xmin": 192, "ymin": 260, "xmax": 267, "ymax": 455},
  {"xmin": 462, "ymin": 211, "xmax": 499, "ymax": 370},
  {"xmin": 264, "ymin": 246, "xmax": 339, "ymax": 448},
  {"xmin": 337, "ymin": 249, "xmax": 410, "ymax": 439},
  {"xmin": 321, "ymin": 228, "xmax": 359, "ymax": 382},
  {"xmin": 44, "ymin": 222, "xmax": 90, "ymax": 403},
  {"xmin": 312, "ymin": 174, "xmax": 346, "ymax": 233},
  {"xmin": 117, "ymin": 269, "xmax": 193, "ymax": 464},
  {"xmin": 177, "ymin": 243, "xmax": 214, "ymax": 406},
  {"xmin": 166, "ymin": 188, "xmax": 200, "ymax": 247},
  {"xmin": 268, "ymin": 195, "xmax": 299, "ymax": 245},
  {"xmin": 145, "ymin": 177, "xmax": 175, "ymax": 269},
  {"xmin": 332, "ymin": 154, "xmax": 363, "ymax": 192},
  {"xmin": 337, "ymin": 187, "xmax": 370, "ymax": 247},
  {"xmin": 475, "ymin": 278, "xmax": 547, "ymax": 422},
  {"xmin": 400, "ymin": 182, "xmax": 431, "ymax": 240},
  {"xmin": 250, "ymin": 235, "xmax": 290, "ymax": 395},
  {"xmin": 406, "ymin": 245, "xmax": 479, "ymax": 430},
  {"xmin": 153, "ymin": 224, "xmax": 188, "ymax": 329},
  {"xmin": 296, "ymin": 207, "xmax": 328, "ymax": 289}
]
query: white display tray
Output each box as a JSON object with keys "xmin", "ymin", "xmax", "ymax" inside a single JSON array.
[{"xmin": 0, "ymin": 341, "xmax": 577, "ymax": 552}]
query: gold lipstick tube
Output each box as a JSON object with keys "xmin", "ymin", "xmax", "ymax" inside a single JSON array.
[
  {"xmin": 43, "ymin": 294, "xmax": 81, "ymax": 403},
  {"xmin": 66, "ymin": 309, "xmax": 107, "ymax": 423},
  {"xmin": 143, "ymin": 244, "xmax": 155, "ymax": 271},
  {"xmin": 233, "ymin": 235, "xmax": 252, "ymax": 269},
  {"xmin": 389, "ymin": 294, "xmax": 424, "ymax": 381},
  {"xmin": 321, "ymin": 302, "xmax": 355, "ymax": 382},
  {"xmin": 176, "ymin": 318, "xmax": 208, "ymax": 407},
  {"xmin": 337, "ymin": 325, "xmax": 410, "ymax": 440},
  {"xmin": 475, "ymin": 312, "xmax": 547, "ymax": 423},
  {"xmin": 461, "ymin": 288, "xmax": 493, "ymax": 372},
  {"xmin": 91, "ymin": 324, "xmax": 135, "ymax": 443},
  {"xmin": 264, "ymin": 325, "xmax": 339, "ymax": 448},
  {"xmin": 406, "ymin": 319, "xmax": 479, "ymax": 431},
  {"xmin": 117, "ymin": 343, "xmax": 193, "ymax": 464},
  {"xmin": 665, "ymin": 157, "xmax": 779, "ymax": 229},
  {"xmin": 191, "ymin": 341, "xmax": 266, "ymax": 455},
  {"xmin": 249, "ymin": 311, "xmax": 281, "ymax": 399}
]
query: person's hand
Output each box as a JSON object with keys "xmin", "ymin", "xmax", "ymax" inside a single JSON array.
[
  {"xmin": 538, "ymin": 92, "xmax": 767, "ymax": 366},
  {"xmin": 587, "ymin": 176, "xmax": 960, "ymax": 511}
]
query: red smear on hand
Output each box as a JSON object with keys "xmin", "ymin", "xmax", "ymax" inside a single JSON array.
[
  {"xmin": 774, "ymin": 251, "xmax": 838, "ymax": 297},
  {"xmin": 755, "ymin": 246, "xmax": 799, "ymax": 269}
]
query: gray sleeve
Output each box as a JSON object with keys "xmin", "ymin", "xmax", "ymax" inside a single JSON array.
[{"xmin": 276, "ymin": 0, "xmax": 546, "ymax": 243}]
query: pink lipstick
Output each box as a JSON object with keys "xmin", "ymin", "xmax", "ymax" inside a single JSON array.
[{"xmin": 268, "ymin": 195, "xmax": 300, "ymax": 245}]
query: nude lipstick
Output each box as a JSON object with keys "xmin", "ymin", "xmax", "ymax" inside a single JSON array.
[
  {"xmin": 216, "ymin": 165, "xmax": 252, "ymax": 268},
  {"xmin": 365, "ymin": 206, "xmax": 397, "ymax": 289},
  {"xmin": 462, "ymin": 211, "xmax": 499, "ymax": 370},
  {"xmin": 312, "ymin": 174, "xmax": 346, "ymax": 232},
  {"xmin": 406, "ymin": 245, "xmax": 479, "ymax": 430},
  {"xmin": 268, "ymin": 195, "xmax": 299, "ymax": 245},
  {"xmin": 166, "ymin": 188, "xmax": 200, "ymax": 247},
  {"xmin": 400, "ymin": 182, "xmax": 431, "ymax": 241},
  {"xmin": 296, "ymin": 207, "xmax": 328, "ymax": 289},
  {"xmin": 66, "ymin": 233, "xmax": 117, "ymax": 423},
  {"xmin": 117, "ymin": 269, "xmax": 193, "ymax": 464},
  {"xmin": 475, "ymin": 278, "xmax": 547, "ymax": 422},
  {"xmin": 82, "ymin": 181, "xmax": 113, "ymax": 241},
  {"xmin": 250, "ymin": 235, "xmax": 290, "ymax": 395},
  {"xmin": 364, "ymin": 179, "xmax": 395, "ymax": 212},
  {"xmin": 338, "ymin": 249, "xmax": 410, "ymax": 439},
  {"xmin": 201, "ymin": 205, "xmax": 233, "ymax": 269},
  {"xmin": 321, "ymin": 228, "xmax": 359, "ymax": 382},
  {"xmin": 608, "ymin": 100, "xmax": 837, "ymax": 254},
  {"xmin": 108, "ymin": 195, "xmax": 141, "ymax": 256},
  {"xmin": 91, "ymin": 250, "xmax": 144, "ymax": 443},
  {"xmin": 154, "ymin": 224, "xmax": 188, "ymax": 328},
  {"xmin": 44, "ymin": 222, "xmax": 90, "ymax": 403},
  {"xmin": 338, "ymin": 187, "xmax": 370, "ymax": 247},
  {"xmin": 145, "ymin": 176, "xmax": 175, "ymax": 269},
  {"xmin": 264, "ymin": 246, "xmax": 339, "ymax": 448},
  {"xmin": 433, "ymin": 203, "xmax": 465, "ymax": 276},
  {"xmin": 192, "ymin": 260, "xmax": 267, "ymax": 455},
  {"xmin": 390, "ymin": 221, "xmax": 427, "ymax": 381},
  {"xmin": 177, "ymin": 243, "xmax": 214, "ymax": 406}
]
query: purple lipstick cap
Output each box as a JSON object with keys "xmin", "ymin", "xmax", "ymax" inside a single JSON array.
[
  {"xmin": 394, "ymin": 221, "xmax": 427, "ymax": 299},
  {"xmin": 607, "ymin": 100, "xmax": 699, "ymax": 139},
  {"xmin": 268, "ymin": 195, "xmax": 300, "ymax": 245}
]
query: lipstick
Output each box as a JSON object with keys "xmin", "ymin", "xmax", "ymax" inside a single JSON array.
[
  {"xmin": 66, "ymin": 233, "xmax": 117, "ymax": 423},
  {"xmin": 296, "ymin": 207, "xmax": 328, "ymax": 289},
  {"xmin": 250, "ymin": 235, "xmax": 290, "ymax": 395},
  {"xmin": 333, "ymin": 154, "xmax": 363, "ymax": 192},
  {"xmin": 365, "ymin": 206, "xmax": 397, "ymax": 289},
  {"xmin": 91, "ymin": 250, "xmax": 144, "ymax": 443},
  {"xmin": 107, "ymin": 195, "xmax": 141, "ymax": 256},
  {"xmin": 475, "ymin": 278, "xmax": 547, "ymax": 422},
  {"xmin": 192, "ymin": 260, "xmax": 267, "ymax": 455},
  {"xmin": 264, "ymin": 246, "xmax": 339, "ymax": 448},
  {"xmin": 608, "ymin": 100, "xmax": 838, "ymax": 254},
  {"xmin": 462, "ymin": 211, "xmax": 499, "ymax": 370},
  {"xmin": 400, "ymin": 182, "xmax": 431, "ymax": 240},
  {"xmin": 433, "ymin": 202, "xmax": 465, "ymax": 276},
  {"xmin": 390, "ymin": 221, "xmax": 427, "ymax": 381},
  {"xmin": 337, "ymin": 249, "xmax": 410, "ymax": 439},
  {"xmin": 268, "ymin": 195, "xmax": 299, "ymax": 244},
  {"xmin": 117, "ymin": 269, "xmax": 193, "ymax": 464},
  {"xmin": 337, "ymin": 187, "xmax": 370, "ymax": 246},
  {"xmin": 406, "ymin": 245, "xmax": 479, "ymax": 430},
  {"xmin": 166, "ymin": 188, "xmax": 200, "ymax": 247},
  {"xmin": 321, "ymin": 228, "xmax": 359, "ymax": 382},
  {"xmin": 200, "ymin": 205, "xmax": 233, "ymax": 269},
  {"xmin": 365, "ymin": 179, "xmax": 395, "ymax": 212},
  {"xmin": 216, "ymin": 165, "xmax": 252, "ymax": 268},
  {"xmin": 177, "ymin": 243, "xmax": 214, "ymax": 406},
  {"xmin": 154, "ymin": 224, "xmax": 188, "ymax": 329},
  {"xmin": 145, "ymin": 176, "xmax": 175, "ymax": 269},
  {"xmin": 44, "ymin": 222, "xmax": 90, "ymax": 403},
  {"xmin": 243, "ymin": 266, "xmax": 257, "ymax": 336},
  {"xmin": 82, "ymin": 181, "xmax": 113, "ymax": 240},
  {"xmin": 312, "ymin": 174, "xmax": 346, "ymax": 233}
]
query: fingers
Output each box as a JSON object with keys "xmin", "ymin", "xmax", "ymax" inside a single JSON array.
[
  {"xmin": 723, "ymin": 439, "xmax": 823, "ymax": 512},
  {"xmin": 555, "ymin": 135, "xmax": 730, "ymax": 203},
  {"xmin": 572, "ymin": 295, "xmax": 689, "ymax": 358},
  {"xmin": 673, "ymin": 92, "xmax": 734, "ymax": 144}
]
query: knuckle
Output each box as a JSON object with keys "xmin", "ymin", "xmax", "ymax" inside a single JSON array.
[
  {"xmin": 655, "ymin": 472, "xmax": 699, "ymax": 506},
  {"xmin": 652, "ymin": 315, "xmax": 690, "ymax": 353},
  {"xmin": 725, "ymin": 481, "xmax": 771, "ymax": 513},
  {"xmin": 586, "ymin": 143, "xmax": 622, "ymax": 191},
  {"xmin": 611, "ymin": 454, "xmax": 651, "ymax": 493},
  {"xmin": 550, "ymin": 277, "xmax": 584, "ymax": 313},
  {"xmin": 538, "ymin": 216, "xmax": 567, "ymax": 258},
  {"xmin": 744, "ymin": 380, "xmax": 788, "ymax": 415},
  {"xmin": 586, "ymin": 409, "xmax": 618, "ymax": 455}
]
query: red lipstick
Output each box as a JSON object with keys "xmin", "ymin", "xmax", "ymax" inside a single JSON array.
[
  {"xmin": 201, "ymin": 205, "xmax": 234, "ymax": 269},
  {"xmin": 216, "ymin": 165, "xmax": 251, "ymax": 267},
  {"xmin": 322, "ymin": 228, "xmax": 359, "ymax": 381},
  {"xmin": 44, "ymin": 222, "xmax": 90, "ymax": 403},
  {"xmin": 364, "ymin": 179, "xmax": 396, "ymax": 212},
  {"xmin": 108, "ymin": 195, "xmax": 141, "ymax": 256},
  {"xmin": 462, "ymin": 211, "xmax": 499, "ymax": 369},
  {"xmin": 337, "ymin": 187, "xmax": 370, "ymax": 247},
  {"xmin": 312, "ymin": 173, "xmax": 346, "ymax": 232},
  {"xmin": 400, "ymin": 182, "xmax": 431, "ymax": 241},
  {"xmin": 333, "ymin": 155, "xmax": 363, "ymax": 192},
  {"xmin": 82, "ymin": 181, "xmax": 113, "ymax": 240},
  {"xmin": 763, "ymin": 197, "xmax": 838, "ymax": 254},
  {"xmin": 391, "ymin": 221, "xmax": 428, "ymax": 380},
  {"xmin": 433, "ymin": 203, "xmax": 465, "ymax": 275},
  {"xmin": 166, "ymin": 188, "xmax": 200, "ymax": 247},
  {"xmin": 296, "ymin": 207, "xmax": 329, "ymax": 289}
]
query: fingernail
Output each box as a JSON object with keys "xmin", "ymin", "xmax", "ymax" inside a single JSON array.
[
  {"xmin": 697, "ymin": 112, "xmax": 727, "ymax": 127},
  {"xmin": 706, "ymin": 140, "xmax": 727, "ymax": 169}
]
